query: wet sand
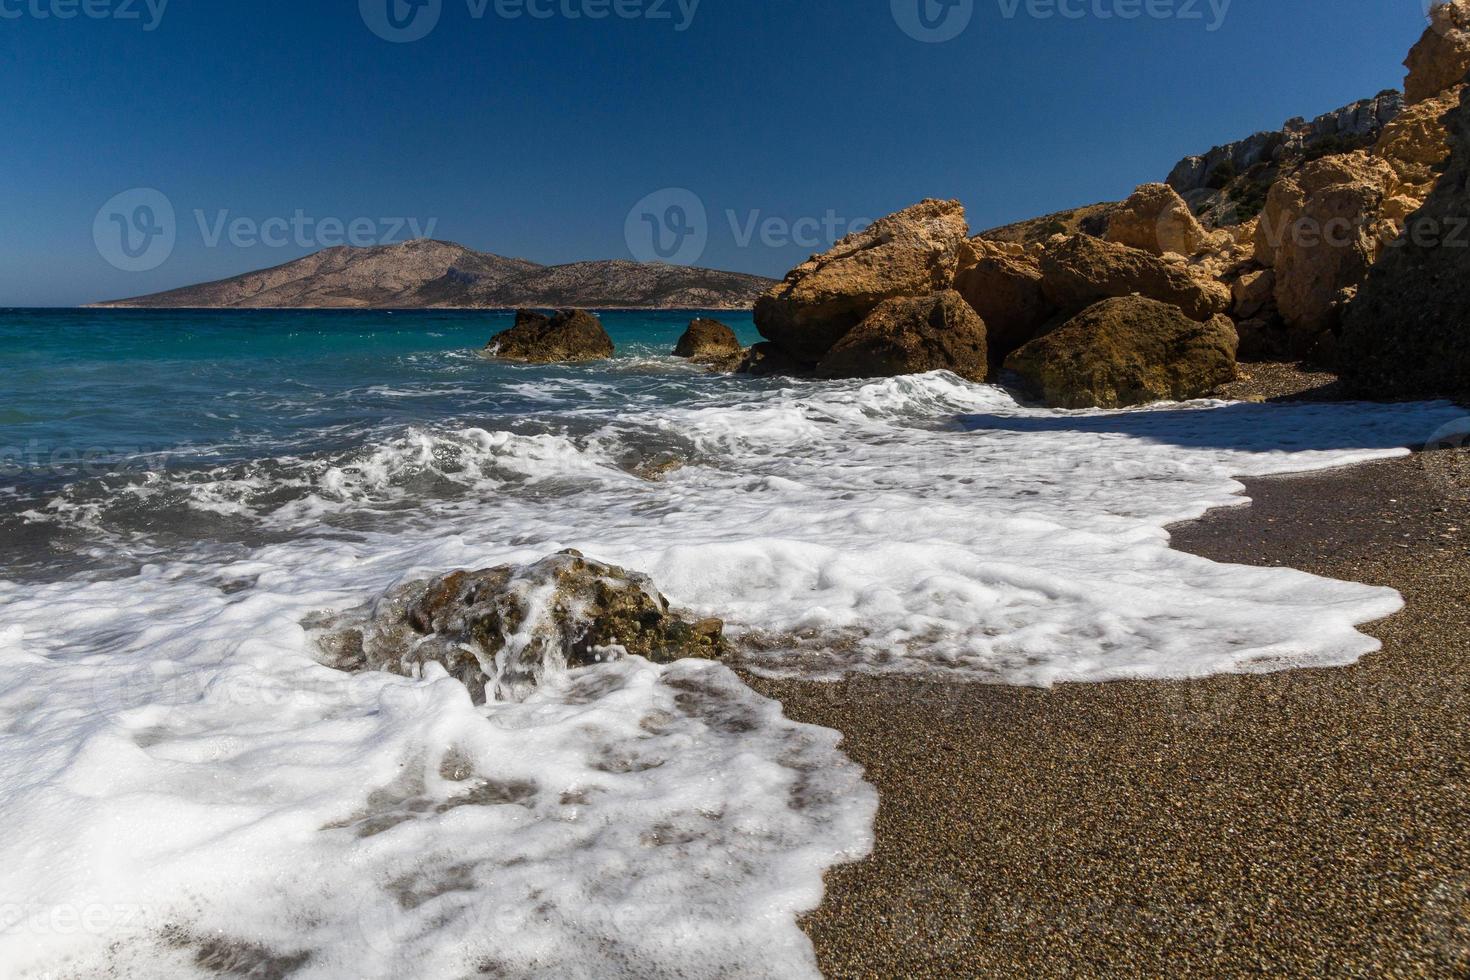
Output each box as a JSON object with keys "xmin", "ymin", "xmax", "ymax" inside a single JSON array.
[{"xmin": 749, "ymin": 448, "xmax": 1470, "ymax": 977}]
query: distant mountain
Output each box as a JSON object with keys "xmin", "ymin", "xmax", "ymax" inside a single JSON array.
[{"xmin": 92, "ymin": 240, "xmax": 774, "ymax": 310}]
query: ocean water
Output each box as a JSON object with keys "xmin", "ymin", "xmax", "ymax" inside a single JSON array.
[{"xmin": 0, "ymin": 308, "xmax": 1462, "ymax": 978}]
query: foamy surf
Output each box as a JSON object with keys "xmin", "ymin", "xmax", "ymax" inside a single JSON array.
[{"xmin": 1, "ymin": 337, "xmax": 1463, "ymax": 976}]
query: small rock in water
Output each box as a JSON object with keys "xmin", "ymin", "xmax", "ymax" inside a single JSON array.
[{"xmin": 315, "ymin": 550, "xmax": 724, "ymax": 703}]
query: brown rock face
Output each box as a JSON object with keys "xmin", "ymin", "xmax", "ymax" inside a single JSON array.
[
  {"xmin": 486, "ymin": 309, "xmax": 615, "ymax": 363},
  {"xmin": 1405, "ymin": 0, "xmax": 1470, "ymax": 104},
  {"xmin": 1104, "ymin": 183, "xmax": 1209, "ymax": 257},
  {"xmin": 317, "ymin": 550, "xmax": 725, "ymax": 704},
  {"xmin": 952, "ymin": 238, "xmax": 1055, "ymax": 367},
  {"xmin": 1340, "ymin": 82, "xmax": 1470, "ymax": 399},
  {"xmin": 753, "ymin": 199, "xmax": 969, "ymax": 363},
  {"xmin": 673, "ymin": 318, "xmax": 742, "ymax": 361},
  {"xmin": 1253, "ymin": 152, "xmax": 1399, "ymax": 342},
  {"xmin": 1004, "ymin": 296, "xmax": 1238, "ymax": 409},
  {"xmin": 816, "ymin": 291, "xmax": 989, "ymax": 383},
  {"xmin": 1375, "ymin": 84, "xmax": 1464, "ymax": 193},
  {"xmin": 736, "ymin": 342, "xmax": 807, "ymax": 378},
  {"xmin": 1038, "ymin": 235, "xmax": 1231, "ymax": 322}
]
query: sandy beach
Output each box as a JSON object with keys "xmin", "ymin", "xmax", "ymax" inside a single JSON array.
[{"xmin": 751, "ymin": 447, "xmax": 1470, "ymax": 977}]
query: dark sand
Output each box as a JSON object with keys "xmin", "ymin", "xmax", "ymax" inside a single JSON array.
[{"xmin": 749, "ymin": 448, "xmax": 1470, "ymax": 977}]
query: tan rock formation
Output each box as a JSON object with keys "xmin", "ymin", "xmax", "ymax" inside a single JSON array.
[
  {"xmin": 1038, "ymin": 234, "xmax": 1231, "ymax": 322},
  {"xmin": 1341, "ymin": 81, "xmax": 1470, "ymax": 398},
  {"xmin": 753, "ymin": 199, "xmax": 969, "ymax": 363},
  {"xmin": 1104, "ymin": 183, "xmax": 1209, "ymax": 257},
  {"xmin": 816, "ymin": 291, "xmax": 989, "ymax": 383},
  {"xmin": 1375, "ymin": 84, "xmax": 1464, "ymax": 194},
  {"xmin": 1004, "ymin": 296, "xmax": 1238, "ymax": 409},
  {"xmin": 952, "ymin": 238, "xmax": 1055, "ymax": 366},
  {"xmin": 1405, "ymin": 0, "xmax": 1470, "ymax": 104},
  {"xmin": 486, "ymin": 309, "xmax": 615, "ymax": 363},
  {"xmin": 1253, "ymin": 152, "xmax": 1400, "ymax": 340}
]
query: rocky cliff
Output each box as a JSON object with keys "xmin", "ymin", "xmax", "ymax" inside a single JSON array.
[{"xmin": 93, "ymin": 239, "xmax": 774, "ymax": 310}]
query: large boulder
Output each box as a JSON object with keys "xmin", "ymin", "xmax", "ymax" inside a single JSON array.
[
  {"xmin": 1406, "ymin": 0, "xmax": 1470, "ymax": 104},
  {"xmin": 1104, "ymin": 183, "xmax": 1209, "ymax": 257},
  {"xmin": 1340, "ymin": 82, "xmax": 1470, "ymax": 399},
  {"xmin": 753, "ymin": 199, "xmax": 969, "ymax": 364},
  {"xmin": 486, "ymin": 309, "xmax": 614, "ymax": 363},
  {"xmin": 1038, "ymin": 234, "xmax": 1231, "ymax": 322},
  {"xmin": 317, "ymin": 550, "xmax": 726, "ymax": 704},
  {"xmin": 815, "ymin": 291, "xmax": 989, "ymax": 382},
  {"xmin": 952, "ymin": 238, "xmax": 1055, "ymax": 367},
  {"xmin": 1004, "ymin": 296, "xmax": 1238, "ymax": 409},
  {"xmin": 735, "ymin": 342, "xmax": 807, "ymax": 378},
  {"xmin": 1252, "ymin": 152, "xmax": 1400, "ymax": 343},
  {"xmin": 673, "ymin": 318, "xmax": 742, "ymax": 362}
]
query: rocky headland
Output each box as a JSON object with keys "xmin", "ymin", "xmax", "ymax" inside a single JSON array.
[
  {"xmin": 730, "ymin": 2, "xmax": 1470, "ymax": 407},
  {"xmin": 93, "ymin": 239, "xmax": 774, "ymax": 311}
]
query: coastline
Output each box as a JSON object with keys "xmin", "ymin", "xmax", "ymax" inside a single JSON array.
[{"xmin": 749, "ymin": 449, "xmax": 1470, "ymax": 976}]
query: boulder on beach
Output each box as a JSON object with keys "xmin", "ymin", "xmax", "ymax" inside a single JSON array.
[
  {"xmin": 753, "ymin": 199, "xmax": 970, "ymax": 364},
  {"xmin": 1004, "ymin": 295, "xmax": 1239, "ymax": 409},
  {"xmin": 1340, "ymin": 80, "xmax": 1470, "ymax": 400},
  {"xmin": 486, "ymin": 309, "xmax": 615, "ymax": 363},
  {"xmin": 1038, "ymin": 234, "xmax": 1232, "ymax": 322},
  {"xmin": 1104, "ymin": 183, "xmax": 1209, "ymax": 257},
  {"xmin": 816, "ymin": 290, "xmax": 989, "ymax": 382},
  {"xmin": 952, "ymin": 238, "xmax": 1054, "ymax": 368},
  {"xmin": 317, "ymin": 550, "xmax": 726, "ymax": 704},
  {"xmin": 1252, "ymin": 152, "xmax": 1400, "ymax": 346},
  {"xmin": 673, "ymin": 318, "xmax": 742, "ymax": 362}
]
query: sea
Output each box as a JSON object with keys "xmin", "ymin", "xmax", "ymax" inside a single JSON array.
[{"xmin": 0, "ymin": 307, "xmax": 1461, "ymax": 978}]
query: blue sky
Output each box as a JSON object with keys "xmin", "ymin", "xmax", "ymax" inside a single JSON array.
[{"xmin": 0, "ymin": 0, "xmax": 1432, "ymax": 306}]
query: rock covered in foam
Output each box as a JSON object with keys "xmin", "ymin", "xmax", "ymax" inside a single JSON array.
[
  {"xmin": 319, "ymin": 550, "xmax": 725, "ymax": 702},
  {"xmin": 485, "ymin": 308, "xmax": 615, "ymax": 363}
]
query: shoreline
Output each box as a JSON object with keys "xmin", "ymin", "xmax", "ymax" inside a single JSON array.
[{"xmin": 749, "ymin": 448, "xmax": 1470, "ymax": 976}]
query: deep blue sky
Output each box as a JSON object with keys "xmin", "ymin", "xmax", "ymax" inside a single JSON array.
[{"xmin": 0, "ymin": 0, "xmax": 1431, "ymax": 306}]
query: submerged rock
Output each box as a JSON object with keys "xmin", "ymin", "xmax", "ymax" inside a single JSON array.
[
  {"xmin": 673, "ymin": 318, "xmax": 743, "ymax": 364},
  {"xmin": 736, "ymin": 341, "xmax": 807, "ymax": 378},
  {"xmin": 816, "ymin": 291, "xmax": 988, "ymax": 382},
  {"xmin": 1004, "ymin": 295, "xmax": 1238, "ymax": 409},
  {"xmin": 486, "ymin": 309, "xmax": 615, "ymax": 363},
  {"xmin": 753, "ymin": 199, "xmax": 969, "ymax": 364},
  {"xmin": 317, "ymin": 551, "xmax": 725, "ymax": 703}
]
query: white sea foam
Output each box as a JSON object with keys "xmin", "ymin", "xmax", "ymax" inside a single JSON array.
[{"xmin": 0, "ymin": 371, "xmax": 1461, "ymax": 976}]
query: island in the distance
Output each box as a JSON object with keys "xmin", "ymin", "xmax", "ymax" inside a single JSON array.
[{"xmin": 90, "ymin": 239, "xmax": 775, "ymax": 310}]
